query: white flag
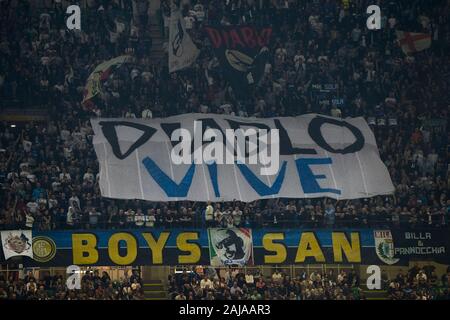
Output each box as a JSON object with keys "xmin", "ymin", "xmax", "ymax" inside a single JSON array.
[
  {"xmin": 168, "ymin": 4, "xmax": 199, "ymax": 73},
  {"xmin": 396, "ymin": 31, "xmax": 431, "ymax": 55},
  {"xmin": 1, "ymin": 230, "xmax": 33, "ymax": 260}
]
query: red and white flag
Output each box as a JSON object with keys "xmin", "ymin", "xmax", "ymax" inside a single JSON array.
[{"xmin": 396, "ymin": 31, "xmax": 431, "ymax": 55}]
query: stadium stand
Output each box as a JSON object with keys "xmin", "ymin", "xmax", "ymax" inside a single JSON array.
[{"xmin": 0, "ymin": 0, "xmax": 448, "ymax": 300}]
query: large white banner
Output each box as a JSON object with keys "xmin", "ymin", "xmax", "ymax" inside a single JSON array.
[
  {"xmin": 168, "ymin": 4, "xmax": 199, "ymax": 73},
  {"xmin": 1, "ymin": 230, "xmax": 33, "ymax": 260},
  {"xmin": 91, "ymin": 113, "xmax": 395, "ymax": 202}
]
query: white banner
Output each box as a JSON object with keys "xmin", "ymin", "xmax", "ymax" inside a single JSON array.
[
  {"xmin": 396, "ymin": 31, "xmax": 431, "ymax": 55},
  {"xmin": 168, "ymin": 4, "xmax": 199, "ymax": 73},
  {"xmin": 1, "ymin": 230, "xmax": 33, "ymax": 260},
  {"xmin": 91, "ymin": 113, "xmax": 395, "ymax": 202}
]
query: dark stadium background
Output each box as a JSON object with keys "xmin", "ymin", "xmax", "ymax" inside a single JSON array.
[{"xmin": 0, "ymin": 0, "xmax": 448, "ymax": 301}]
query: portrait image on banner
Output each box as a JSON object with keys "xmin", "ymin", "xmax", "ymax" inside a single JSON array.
[
  {"xmin": 169, "ymin": 3, "xmax": 199, "ymax": 73},
  {"xmin": 1, "ymin": 230, "xmax": 33, "ymax": 260},
  {"xmin": 208, "ymin": 228, "xmax": 254, "ymax": 267}
]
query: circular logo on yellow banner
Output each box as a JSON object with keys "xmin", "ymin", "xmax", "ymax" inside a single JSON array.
[{"xmin": 32, "ymin": 237, "xmax": 56, "ymax": 262}]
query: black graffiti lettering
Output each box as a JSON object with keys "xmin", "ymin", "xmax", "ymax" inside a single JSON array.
[
  {"xmin": 161, "ymin": 118, "xmax": 226, "ymax": 154},
  {"xmin": 274, "ymin": 119, "xmax": 317, "ymax": 155},
  {"xmin": 226, "ymin": 119, "xmax": 271, "ymax": 132},
  {"xmin": 227, "ymin": 119, "xmax": 317, "ymax": 156},
  {"xmin": 160, "ymin": 122, "xmax": 181, "ymax": 148},
  {"xmin": 307, "ymin": 116, "xmax": 365, "ymax": 154},
  {"xmin": 226, "ymin": 119, "xmax": 271, "ymax": 157},
  {"xmin": 196, "ymin": 118, "xmax": 227, "ymax": 153},
  {"xmin": 198, "ymin": 118, "xmax": 226, "ymax": 137},
  {"xmin": 99, "ymin": 121, "xmax": 157, "ymax": 160}
]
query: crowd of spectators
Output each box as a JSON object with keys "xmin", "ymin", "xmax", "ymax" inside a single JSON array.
[
  {"xmin": 2, "ymin": 265, "xmax": 449, "ymax": 300},
  {"xmin": 0, "ymin": 0, "xmax": 448, "ymax": 232},
  {"xmin": 387, "ymin": 264, "xmax": 450, "ymax": 300},
  {"xmin": 168, "ymin": 264, "xmax": 450, "ymax": 300},
  {"xmin": 0, "ymin": 268, "xmax": 144, "ymax": 300}
]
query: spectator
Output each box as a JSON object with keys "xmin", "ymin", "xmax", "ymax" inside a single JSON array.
[
  {"xmin": 204, "ymin": 202, "xmax": 214, "ymax": 227},
  {"xmin": 200, "ymin": 276, "xmax": 213, "ymax": 290},
  {"xmin": 88, "ymin": 207, "xmax": 101, "ymax": 229}
]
